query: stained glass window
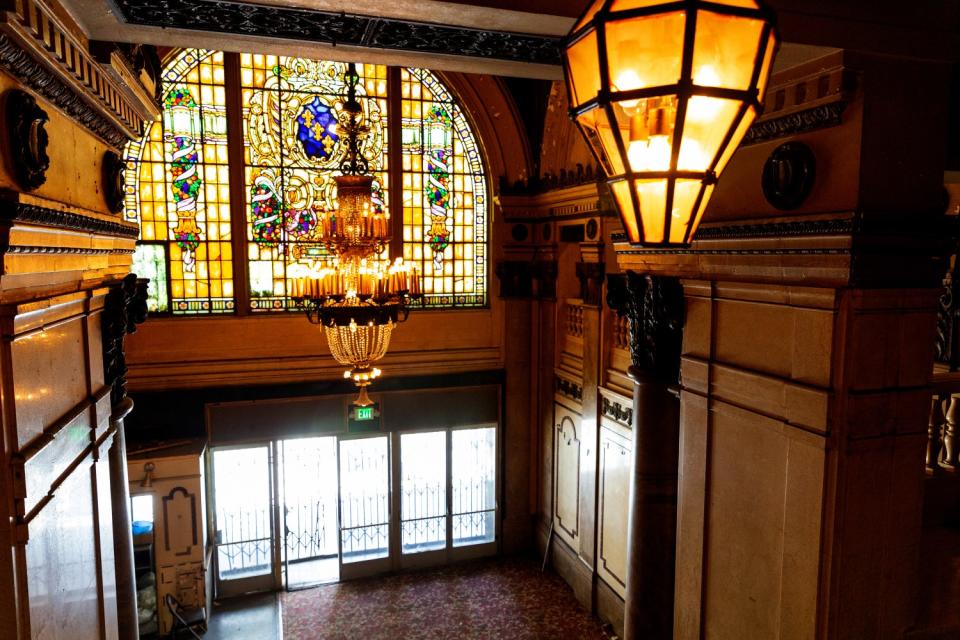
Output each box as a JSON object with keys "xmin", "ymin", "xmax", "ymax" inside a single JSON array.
[
  {"xmin": 125, "ymin": 51, "xmax": 488, "ymax": 314},
  {"xmin": 124, "ymin": 49, "xmax": 234, "ymax": 314},
  {"xmin": 401, "ymin": 68, "xmax": 487, "ymax": 307},
  {"xmin": 241, "ymin": 56, "xmax": 389, "ymax": 311}
]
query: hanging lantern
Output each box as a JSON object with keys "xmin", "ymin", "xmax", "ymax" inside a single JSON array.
[{"xmin": 563, "ymin": 0, "xmax": 779, "ymax": 245}]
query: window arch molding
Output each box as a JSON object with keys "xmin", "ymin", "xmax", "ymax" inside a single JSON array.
[{"xmin": 125, "ymin": 49, "xmax": 511, "ymax": 316}]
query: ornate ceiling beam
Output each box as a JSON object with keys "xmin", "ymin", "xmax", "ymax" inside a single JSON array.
[{"xmin": 65, "ymin": 0, "xmax": 568, "ymax": 79}]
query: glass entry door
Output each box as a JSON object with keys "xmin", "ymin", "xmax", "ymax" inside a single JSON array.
[
  {"xmin": 338, "ymin": 435, "xmax": 391, "ymax": 579},
  {"xmin": 281, "ymin": 437, "xmax": 340, "ymax": 589},
  {"xmin": 211, "ymin": 445, "xmax": 275, "ymax": 597}
]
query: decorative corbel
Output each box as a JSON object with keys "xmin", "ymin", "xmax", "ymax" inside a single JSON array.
[
  {"xmin": 607, "ymin": 271, "xmax": 685, "ymax": 383},
  {"xmin": 495, "ymin": 259, "xmax": 557, "ymax": 300},
  {"xmin": 102, "ymin": 273, "xmax": 149, "ymax": 406},
  {"xmin": 495, "ymin": 260, "xmax": 532, "ymax": 299},
  {"xmin": 102, "ymin": 150, "xmax": 126, "ymax": 214},
  {"xmin": 5, "ymin": 90, "xmax": 49, "ymax": 191},
  {"xmin": 576, "ymin": 261, "xmax": 605, "ymax": 307}
]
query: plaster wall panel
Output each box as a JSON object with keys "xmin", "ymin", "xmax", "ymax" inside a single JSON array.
[
  {"xmin": 779, "ymin": 425, "xmax": 826, "ymax": 640},
  {"xmin": 85, "ymin": 309, "xmax": 106, "ymax": 391},
  {"xmin": 0, "ymin": 71, "xmax": 119, "ymax": 217},
  {"xmin": 95, "ymin": 451, "xmax": 119, "ymax": 640},
  {"xmin": 843, "ymin": 290, "xmax": 939, "ymax": 393},
  {"xmin": 681, "ymin": 291, "xmax": 712, "ymax": 359},
  {"xmin": 597, "ymin": 423, "xmax": 629, "ymax": 598},
  {"xmin": 709, "ymin": 109, "xmax": 862, "ymax": 222},
  {"xmin": 710, "ymin": 363, "xmax": 829, "ymax": 434},
  {"xmin": 554, "ymin": 404, "xmax": 582, "ymax": 550},
  {"xmin": 832, "ymin": 434, "xmax": 926, "ymax": 640},
  {"xmin": 674, "ymin": 390, "xmax": 709, "ymax": 640},
  {"xmin": 714, "ymin": 298, "xmax": 834, "ymax": 386},
  {"xmin": 702, "ymin": 401, "xmax": 823, "ymax": 640},
  {"xmin": 12, "ymin": 316, "xmax": 88, "ymax": 449},
  {"xmin": 25, "ymin": 458, "xmax": 101, "ymax": 640},
  {"xmin": 22, "ymin": 410, "xmax": 91, "ymax": 516},
  {"xmin": 503, "ymin": 299, "xmax": 532, "ymax": 553}
]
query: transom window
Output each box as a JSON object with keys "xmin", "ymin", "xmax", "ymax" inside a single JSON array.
[{"xmin": 125, "ymin": 49, "xmax": 489, "ymax": 314}]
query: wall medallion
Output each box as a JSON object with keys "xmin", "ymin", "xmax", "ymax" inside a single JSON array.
[
  {"xmin": 511, "ymin": 223, "xmax": 529, "ymax": 242},
  {"xmin": 585, "ymin": 218, "xmax": 598, "ymax": 240},
  {"xmin": 6, "ymin": 90, "xmax": 50, "ymax": 191},
  {"xmin": 102, "ymin": 150, "xmax": 125, "ymax": 214},
  {"xmin": 761, "ymin": 141, "xmax": 816, "ymax": 210}
]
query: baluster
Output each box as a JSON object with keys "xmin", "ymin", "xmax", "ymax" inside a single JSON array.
[
  {"xmin": 945, "ymin": 394, "xmax": 959, "ymax": 469},
  {"xmin": 924, "ymin": 407, "xmax": 940, "ymax": 465}
]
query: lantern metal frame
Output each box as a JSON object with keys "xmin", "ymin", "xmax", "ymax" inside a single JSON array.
[{"xmin": 563, "ymin": 0, "xmax": 779, "ymax": 246}]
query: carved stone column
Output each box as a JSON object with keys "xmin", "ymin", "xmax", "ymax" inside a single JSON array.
[
  {"xmin": 102, "ymin": 274, "xmax": 148, "ymax": 640},
  {"xmin": 608, "ymin": 271, "xmax": 684, "ymax": 640}
]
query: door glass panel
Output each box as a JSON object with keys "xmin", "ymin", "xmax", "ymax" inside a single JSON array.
[
  {"xmin": 339, "ymin": 437, "xmax": 389, "ymax": 563},
  {"xmin": 282, "ymin": 437, "xmax": 339, "ymax": 587},
  {"xmin": 212, "ymin": 447, "xmax": 272, "ymax": 580},
  {"xmin": 452, "ymin": 427, "xmax": 496, "ymax": 546},
  {"xmin": 400, "ymin": 431, "xmax": 447, "ymax": 554}
]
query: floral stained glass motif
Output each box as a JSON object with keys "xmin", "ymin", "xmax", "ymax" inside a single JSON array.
[
  {"xmin": 401, "ymin": 68, "xmax": 486, "ymax": 307},
  {"xmin": 241, "ymin": 55, "xmax": 389, "ymax": 310},
  {"xmin": 125, "ymin": 51, "xmax": 488, "ymax": 314},
  {"xmin": 124, "ymin": 49, "xmax": 234, "ymax": 314}
]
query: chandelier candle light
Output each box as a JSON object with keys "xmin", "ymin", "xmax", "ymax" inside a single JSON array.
[
  {"xmin": 294, "ymin": 62, "xmax": 422, "ymax": 405},
  {"xmin": 563, "ymin": 0, "xmax": 779, "ymax": 246}
]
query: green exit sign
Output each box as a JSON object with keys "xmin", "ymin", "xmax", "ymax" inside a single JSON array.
[{"xmin": 348, "ymin": 402, "xmax": 381, "ymax": 432}]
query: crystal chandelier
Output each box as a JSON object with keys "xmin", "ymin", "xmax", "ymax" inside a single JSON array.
[{"xmin": 294, "ymin": 63, "xmax": 421, "ymax": 405}]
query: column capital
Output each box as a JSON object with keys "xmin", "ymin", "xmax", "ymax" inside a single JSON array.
[{"xmin": 607, "ymin": 272, "xmax": 684, "ymax": 384}]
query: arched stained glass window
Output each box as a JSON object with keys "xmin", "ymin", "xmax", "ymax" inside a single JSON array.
[
  {"xmin": 401, "ymin": 68, "xmax": 487, "ymax": 307},
  {"xmin": 125, "ymin": 49, "xmax": 489, "ymax": 315},
  {"xmin": 125, "ymin": 49, "xmax": 234, "ymax": 314}
]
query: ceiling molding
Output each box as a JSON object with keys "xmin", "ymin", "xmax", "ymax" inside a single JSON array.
[{"xmin": 98, "ymin": 0, "xmax": 563, "ymax": 71}]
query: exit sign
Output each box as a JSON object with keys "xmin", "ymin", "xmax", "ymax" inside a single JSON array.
[{"xmin": 348, "ymin": 402, "xmax": 381, "ymax": 432}]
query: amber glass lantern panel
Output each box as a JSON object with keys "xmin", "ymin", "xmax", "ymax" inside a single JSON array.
[
  {"xmin": 691, "ymin": 11, "xmax": 766, "ymax": 91},
  {"xmin": 566, "ymin": 30, "xmax": 601, "ymax": 107},
  {"xmin": 677, "ymin": 97, "xmax": 741, "ymax": 172},
  {"xmin": 578, "ymin": 107, "xmax": 626, "ymax": 175},
  {"xmin": 606, "ymin": 12, "xmax": 686, "ymax": 93}
]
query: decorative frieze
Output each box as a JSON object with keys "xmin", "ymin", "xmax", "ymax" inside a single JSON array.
[
  {"xmin": 555, "ymin": 375, "xmax": 583, "ymax": 403},
  {"xmin": 5, "ymin": 89, "xmax": 49, "ymax": 191},
  {"xmin": 0, "ymin": 195, "xmax": 140, "ymax": 239},
  {"xmin": 601, "ymin": 395, "xmax": 633, "ymax": 428},
  {"xmin": 744, "ymin": 102, "xmax": 846, "ymax": 146},
  {"xmin": 744, "ymin": 56, "xmax": 853, "ymax": 146},
  {"xmin": 0, "ymin": 1, "xmax": 160, "ymax": 149},
  {"xmin": 111, "ymin": 0, "xmax": 562, "ymax": 65}
]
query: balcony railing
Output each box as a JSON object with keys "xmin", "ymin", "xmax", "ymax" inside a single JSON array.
[{"xmin": 215, "ymin": 476, "xmax": 495, "ymax": 576}]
